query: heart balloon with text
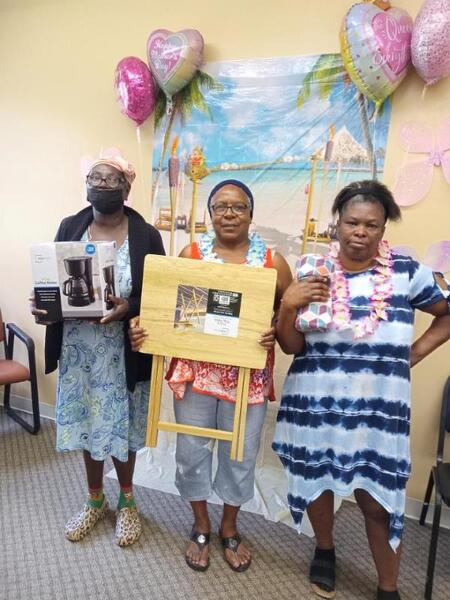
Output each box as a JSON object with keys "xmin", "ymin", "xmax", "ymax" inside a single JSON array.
[
  {"xmin": 340, "ymin": 2, "xmax": 413, "ymax": 108},
  {"xmin": 147, "ymin": 29, "xmax": 204, "ymax": 98}
]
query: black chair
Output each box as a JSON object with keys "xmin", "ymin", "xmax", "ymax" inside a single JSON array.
[
  {"xmin": 419, "ymin": 376, "xmax": 450, "ymax": 599},
  {"xmin": 0, "ymin": 309, "xmax": 40, "ymax": 434}
]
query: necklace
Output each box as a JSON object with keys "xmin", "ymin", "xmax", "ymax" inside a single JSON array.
[
  {"xmin": 87, "ymin": 218, "xmax": 127, "ymax": 242},
  {"xmin": 198, "ymin": 230, "xmax": 267, "ymax": 266},
  {"xmin": 329, "ymin": 240, "xmax": 393, "ymax": 339}
]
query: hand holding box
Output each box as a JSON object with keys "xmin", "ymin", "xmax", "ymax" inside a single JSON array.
[
  {"xmin": 294, "ymin": 254, "xmax": 334, "ymax": 332},
  {"xmin": 31, "ymin": 241, "xmax": 117, "ymax": 321}
]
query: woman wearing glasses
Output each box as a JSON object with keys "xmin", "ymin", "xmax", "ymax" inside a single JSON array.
[
  {"xmin": 32, "ymin": 157, "xmax": 164, "ymax": 546},
  {"xmin": 130, "ymin": 179, "xmax": 292, "ymax": 572}
]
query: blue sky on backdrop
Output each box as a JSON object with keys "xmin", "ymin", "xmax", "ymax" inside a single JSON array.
[{"xmin": 153, "ymin": 53, "xmax": 391, "ymax": 170}]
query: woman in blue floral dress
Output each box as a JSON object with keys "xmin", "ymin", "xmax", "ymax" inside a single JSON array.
[{"xmin": 33, "ymin": 156, "xmax": 164, "ymax": 546}]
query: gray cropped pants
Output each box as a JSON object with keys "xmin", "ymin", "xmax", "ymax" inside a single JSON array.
[{"xmin": 173, "ymin": 385, "xmax": 268, "ymax": 507}]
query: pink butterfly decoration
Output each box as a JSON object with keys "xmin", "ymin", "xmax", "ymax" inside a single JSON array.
[
  {"xmin": 79, "ymin": 147, "xmax": 133, "ymax": 207},
  {"xmin": 392, "ymin": 241, "xmax": 450, "ymax": 273},
  {"xmin": 393, "ymin": 119, "xmax": 450, "ymax": 207}
]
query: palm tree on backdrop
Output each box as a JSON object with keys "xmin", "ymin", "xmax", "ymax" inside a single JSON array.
[
  {"xmin": 297, "ymin": 54, "xmax": 377, "ymax": 178},
  {"xmin": 152, "ymin": 71, "xmax": 223, "ymax": 202}
]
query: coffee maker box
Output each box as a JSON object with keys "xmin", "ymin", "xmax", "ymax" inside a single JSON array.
[{"xmin": 30, "ymin": 241, "xmax": 118, "ymax": 321}]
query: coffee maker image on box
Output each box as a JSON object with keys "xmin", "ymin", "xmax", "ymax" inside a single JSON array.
[
  {"xmin": 62, "ymin": 256, "xmax": 95, "ymax": 306},
  {"xmin": 102, "ymin": 265, "xmax": 116, "ymax": 310}
]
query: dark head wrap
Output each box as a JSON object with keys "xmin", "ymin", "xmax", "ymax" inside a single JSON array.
[
  {"xmin": 338, "ymin": 185, "xmax": 380, "ymax": 205},
  {"xmin": 207, "ymin": 179, "xmax": 254, "ymax": 217},
  {"xmin": 331, "ymin": 180, "xmax": 402, "ymax": 223}
]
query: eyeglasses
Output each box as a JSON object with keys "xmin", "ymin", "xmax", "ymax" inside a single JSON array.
[
  {"xmin": 211, "ymin": 202, "xmax": 250, "ymax": 216},
  {"xmin": 86, "ymin": 173, "xmax": 125, "ymax": 189}
]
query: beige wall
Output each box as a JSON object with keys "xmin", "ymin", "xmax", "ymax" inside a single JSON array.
[{"xmin": 1, "ymin": 0, "xmax": 449, "ymax": 500}]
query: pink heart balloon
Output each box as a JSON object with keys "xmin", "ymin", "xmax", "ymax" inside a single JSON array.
[
  {"xmin": 115, "ymin": 57, "xmax": 157, "ymax": 126},
  {"xmin": 411, "ymin": 0, "xmax": 450, "ymax": 86},
  {"xmin": 147, "ymin": 29, "xmax": 204, "ymax": 98}
]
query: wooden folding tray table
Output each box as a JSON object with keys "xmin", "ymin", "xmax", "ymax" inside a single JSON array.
[{"xmin": 139, "ymin": 254, "xmax": 277, "ymax": 461}]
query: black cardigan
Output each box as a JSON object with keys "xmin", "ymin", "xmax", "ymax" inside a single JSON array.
[{"xmin": 44, "ymin": 206, "xmax": 165, "ymax": 391}]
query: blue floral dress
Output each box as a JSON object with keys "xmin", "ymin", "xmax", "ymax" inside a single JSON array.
[{"xmin": 55, "ymin": 236, "xmax": 150, "ymax": 461}]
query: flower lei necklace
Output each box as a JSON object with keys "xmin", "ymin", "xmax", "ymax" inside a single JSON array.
[
  {"xmin": 198, "ymin": 230, "xmax": 267, "ymax": 266},
  {"xmin": 329, "ymin": 240, "xmax": 393, "ymax": 339}
]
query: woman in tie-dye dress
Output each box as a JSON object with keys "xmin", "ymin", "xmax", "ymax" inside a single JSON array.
[{"xmin": 273, "ymin": 181, "xmax": 450, "ymax": 600}]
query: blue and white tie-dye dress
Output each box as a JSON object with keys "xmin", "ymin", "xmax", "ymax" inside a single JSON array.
[{"xmin": 273, "ymin": 254, "xmax": 445, "ymax": 550}]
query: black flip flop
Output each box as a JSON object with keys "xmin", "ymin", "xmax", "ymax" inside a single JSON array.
[
  {"xmin": 185, "ymin": 528, "xmax": 210, "ymax": 572},
  {"xmin": 376, "ymin": 588, "xmax": 401, "ymax": 600},
  {"xmin": 309, "ymin": 547, "xmax": 336, "ymax": 599},
  {"xmin": 220, "ymin": 531, "xmax": 252, "ymax": 573}
]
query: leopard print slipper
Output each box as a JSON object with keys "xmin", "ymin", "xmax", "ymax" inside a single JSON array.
[
  {"xmin": 65, "ymin": 499, "xmax": 109, "ymax": 542},
  {"xmin": 115, "ymin": 506, "xmax": 142, "ymax": 547}
]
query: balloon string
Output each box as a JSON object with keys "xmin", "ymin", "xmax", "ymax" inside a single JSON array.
[
  {"xmin": 372, "ymin": 108, "xmax": 378, "ymax": 180},
  {"xmin": 136, "ymin": 126, "xmax": 148, "ymax": 214},
  {"xmin": 373, "ymin": 105, "xmax": 379, "ymax": 121},
  {"xmin": 151, "ymin": 96, "xmax": 174, "ymax": 203},
  {"xmin": 421, "ymin": 85, "xmax": 428, "ymax": 102}
]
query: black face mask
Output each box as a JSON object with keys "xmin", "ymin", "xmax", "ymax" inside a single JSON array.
[{"xmin": 87, "ymin": 188, "xmax": 124, "ymax": 215}]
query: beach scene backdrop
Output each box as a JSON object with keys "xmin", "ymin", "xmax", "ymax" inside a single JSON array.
[
  {"xmin": 132, "ymin": 53, "xmax": 393, "ymax": 528},
  {"xmin": 151, "ymin": 52, "xmax": 391, "ymax": 264}
]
